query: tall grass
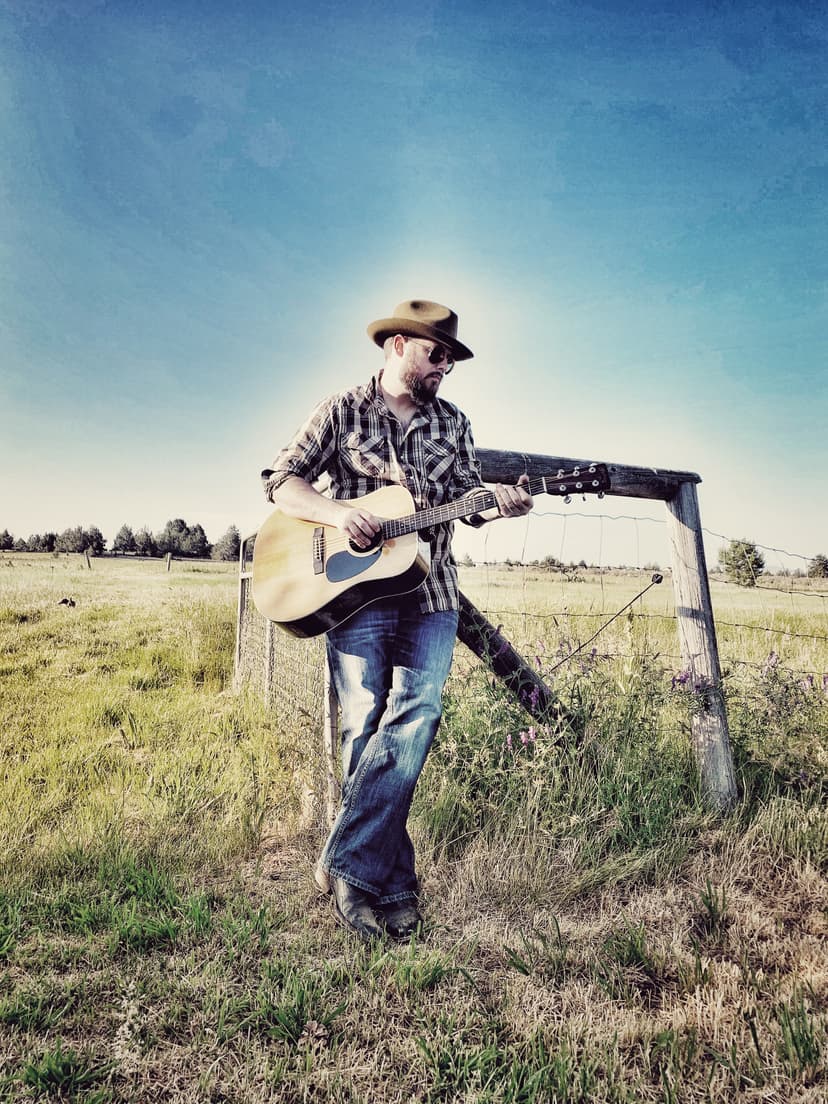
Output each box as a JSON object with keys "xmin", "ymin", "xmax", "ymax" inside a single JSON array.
[
  {"xmin": 1, "ymin": 554, "xmax": 826, "ymax": 1102},
  {"xmin": 0, "ymin": 555, "xmax": 299, "ymax": 886}
]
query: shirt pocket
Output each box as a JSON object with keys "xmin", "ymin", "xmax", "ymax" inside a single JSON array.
[
  {"xmin": 422, "ymin": 437, "xmax": 456, "ymax": 484},
  {"xmin": 343, "ymin": 431, "xmax": 388, "ymax": 479}
]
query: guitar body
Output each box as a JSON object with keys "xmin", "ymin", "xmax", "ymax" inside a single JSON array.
[
  {"xmin": 251, "ymin": 463, "xmax": 610, "ymax": 639},
  {"xmin": 251, "ymin": 484, "xmax": 431, "ymax": 637}
]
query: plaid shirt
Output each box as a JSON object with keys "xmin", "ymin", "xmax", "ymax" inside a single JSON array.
[{"xmin": 261, "ymin": 376, "xmax": 485, "ymax": 613}]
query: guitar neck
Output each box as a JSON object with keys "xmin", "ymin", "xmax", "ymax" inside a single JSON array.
[{"xmin": 381, "ymin": 466, "xmax": 608, "ymax": 540}]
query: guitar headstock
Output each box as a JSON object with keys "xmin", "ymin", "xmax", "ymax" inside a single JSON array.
[{"xmin": 541, "ymin": 463, "xmax": 610, "ymax": 498}]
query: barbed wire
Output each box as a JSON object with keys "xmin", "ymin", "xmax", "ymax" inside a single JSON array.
[
  {"xmin": 455, "ymin": 643, "xmax": 828, "ymax": 684},
  {"xmin": 469, "ymin": 500, "xmax": 828, "ymax": 698},
  {"xmin": 474, "ymin": 605, "xmax": 828, "ymax": 648},
  {"xmin": 723, "ymin": 579, "xmax": 828, "ymax": 599},
  {"xmin": 478, "ymin": 506, "xmax": 828, "ymax": 601},
  {"xmin": 522, "ymin": 508, "xmax": 825, "ymax": 567}
]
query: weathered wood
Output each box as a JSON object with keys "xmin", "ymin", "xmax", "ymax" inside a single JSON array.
[
  {"xmin": 457, "ymin": 591, "xmax": 571, "ymax": 727},
  {"xmin": 477, "ymin": 447, "xmax": 701, "ymax": 502},
  {"xmin": 666, "ymin": 482, "xmax": 738, "ymax": 813},
  {"xmin": 323, "ymin": 657, "xmax": 341, "ymax": 826},
  {"xmin": 263, "ymin": 619, "xmax": 274, "ymax": 701}
]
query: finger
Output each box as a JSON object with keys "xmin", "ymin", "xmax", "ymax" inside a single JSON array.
[
  {"xmin": 496, "ymin": 485, "xmax": 518, "ymax": 515},
  {"xmin": 355, "ymin": 512, "xmax": 381, "ymax": 535},
  {"xmin": 347, "ymin": 511, "xmax": 381, "ymax": 547}
]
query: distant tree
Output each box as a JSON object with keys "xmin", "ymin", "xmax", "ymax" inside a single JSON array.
[
  {"xmin": 83, "ymin": 526, "xmax": 106, "ymax": 555},
  {"xmin": 56, "ymin": 526, "xmax": 85, "ymax": 553},
  {"xmin": 719, "ymin": 539, "xmax": 765, "ymax": 587},
  {"xmin": 212, "ymin": 525, "xmax": 241, "ymax": 562},
  {"xmin": 458, "ymin": 551, "xmax": 474, "ymax": 568},
  {"xmin": 808, "ymin": 553, "xmax": 828, "ymax": 579},
  {"xmin": 156, "ymin": 518, "xmax": 211, "ymax": 558},
  {"xmin": 156, "ymin": 519, "xmax": 190, "ymax": 556},
  {"xmin": 112, "ymin": 524, "xmax": 137, "ymax": 555},
  {"xmin": 13, "ymin": 538, "xmax": 27, "ymax": 551},
  {"xmin": 25, "ymin": 533, "xmax": 57, "ymax": 553},
  {"xmin": 134, "ymin": 527, "xmax": 158, "ymax": 557},
  {"xmin": 182, "ymin": 523, "xmax": 211, "ymax": 559},
  {"xmin": 0, "ymin": 530, "xmax": 13, "ymax": 551},
  {"xmin": 540, "ymin": 554, "xmax": 562, "ymax": 571},
  {"xmin": 55, "ymin": 525, "xmax": 105, "ymax": 555}
]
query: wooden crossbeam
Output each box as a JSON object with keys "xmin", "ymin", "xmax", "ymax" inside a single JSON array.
[{"xmin": 477, "ymin": 447, "xmax": 700, "ymax": 501}]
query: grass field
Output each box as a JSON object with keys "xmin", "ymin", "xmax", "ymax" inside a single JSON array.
[{"xmin": 1, "ymin": 553, "xmax": 826, "ymax": 1102}]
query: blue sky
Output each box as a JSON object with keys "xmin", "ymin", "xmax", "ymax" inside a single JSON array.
[{"xmin": 1, "ymin": 0, "xmax": 826, "ymax": 570}]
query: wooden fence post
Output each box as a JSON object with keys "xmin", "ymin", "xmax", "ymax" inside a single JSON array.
[
  {"xmin": 666, "ymin": 483, "xmax": 738, "ymax": 814},
  {"xmin": 457, "ymin": 592, "xmax": 571, "ymax": 728},
  {"xmin": 323, "ymin": 657, "xmax": 341, "ymax": 825}
]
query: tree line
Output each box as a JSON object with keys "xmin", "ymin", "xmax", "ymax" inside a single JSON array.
[{"xmin": 0, "ymin": 520, "xmax": 241, "ymax": 562}]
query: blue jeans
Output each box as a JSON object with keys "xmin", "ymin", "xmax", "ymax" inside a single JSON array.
[{"xmin": 320, "ymin": 597, "xmax": 459, "ymax": 905}]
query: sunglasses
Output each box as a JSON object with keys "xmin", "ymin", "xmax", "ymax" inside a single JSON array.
[{"xmin": 407, "ymin": 337, "xmax": 454, "ymax": 373}]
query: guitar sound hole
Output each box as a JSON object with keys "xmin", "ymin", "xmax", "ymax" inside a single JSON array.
[{"xmin": 349, "ymin": 531, "xmax": 384, "ymax": 555}]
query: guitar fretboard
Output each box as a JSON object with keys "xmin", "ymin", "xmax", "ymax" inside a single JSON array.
[{"xmin": 381, "ymin": 467, "xmax": 607, "ymax": 540}]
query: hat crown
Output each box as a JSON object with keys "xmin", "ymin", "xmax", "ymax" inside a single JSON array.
[
  {"xmin": 391, "ymin": 300, "xmax": 459, "ymax": 341},
  {"xmin": 366, "ymin": 297, "xmax": 474, "ymax": 360}
]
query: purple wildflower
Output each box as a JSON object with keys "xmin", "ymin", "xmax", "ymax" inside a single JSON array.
[{"xmin": 671, "ymin": 669, "xmax": 691, "ymax": 691}]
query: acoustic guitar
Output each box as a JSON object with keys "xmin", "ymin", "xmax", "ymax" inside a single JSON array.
[{"xmin": 252, "ymin": 464, "xmax": 610, "ymax": 637}]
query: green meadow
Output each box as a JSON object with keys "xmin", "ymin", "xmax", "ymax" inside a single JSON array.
[{"xmin": 1, "ymin": 554, "xmax": 826, "ymax": 1102}]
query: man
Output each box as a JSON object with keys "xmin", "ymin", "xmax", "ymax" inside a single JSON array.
[{"xmin": 261, "ymin": 299, "xmax": 532, "ymax": 940}]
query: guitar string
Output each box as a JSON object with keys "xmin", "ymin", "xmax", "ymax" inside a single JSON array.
[{"xmin": 320, "ymin": 468, "xmax": 606, "ymax": 551}]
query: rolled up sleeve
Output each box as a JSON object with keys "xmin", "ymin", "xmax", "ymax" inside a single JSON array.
[{"xmin": 261, "ymin": 396, "xmax": 340, "ymax": 502}]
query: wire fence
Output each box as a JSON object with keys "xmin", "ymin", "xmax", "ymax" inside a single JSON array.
[
  {"xmin": 460, "ymin": 507, "xmax": 828, "ymax": 686},
  {"xmin": 235, "ymin": 510, "xmax": 828, "ymax": 732}
]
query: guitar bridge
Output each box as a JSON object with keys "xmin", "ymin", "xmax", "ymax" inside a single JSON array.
[{"xmin": 312, "ymin": 527, "xmax": 325, "ymax": 575}]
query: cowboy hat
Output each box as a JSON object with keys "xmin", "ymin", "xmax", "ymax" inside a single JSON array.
[{"xmin": 366, "ymin": 299, "xmax": 474, "ymax": 361}]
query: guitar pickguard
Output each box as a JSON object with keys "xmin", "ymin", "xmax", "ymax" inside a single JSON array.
[{"xmin": 325, "ymin": 547, "xmax": 383, "ymax": 582}]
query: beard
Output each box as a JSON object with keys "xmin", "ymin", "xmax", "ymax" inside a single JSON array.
[{"xmin": 403, "ymin": 370, "xmax": 439, "ymax": 406}]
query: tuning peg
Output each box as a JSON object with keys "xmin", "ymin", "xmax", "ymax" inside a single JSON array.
[{"xmin": 564, "ymin": 494, "xmax": 572, "ymax": 504}]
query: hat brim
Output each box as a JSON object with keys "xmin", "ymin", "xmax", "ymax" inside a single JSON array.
[{"xmin": 366, "ymin": 318, "xmax": 474, "ymax": 361}]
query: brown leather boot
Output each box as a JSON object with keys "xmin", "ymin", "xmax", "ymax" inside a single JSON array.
[
  {"xmin": 378, "ymin": 900, "xmax": 423, "ymax": 940},
  {"xmin": 330, "ymin": 876, "xmax": 384, "ymax": 941}
]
